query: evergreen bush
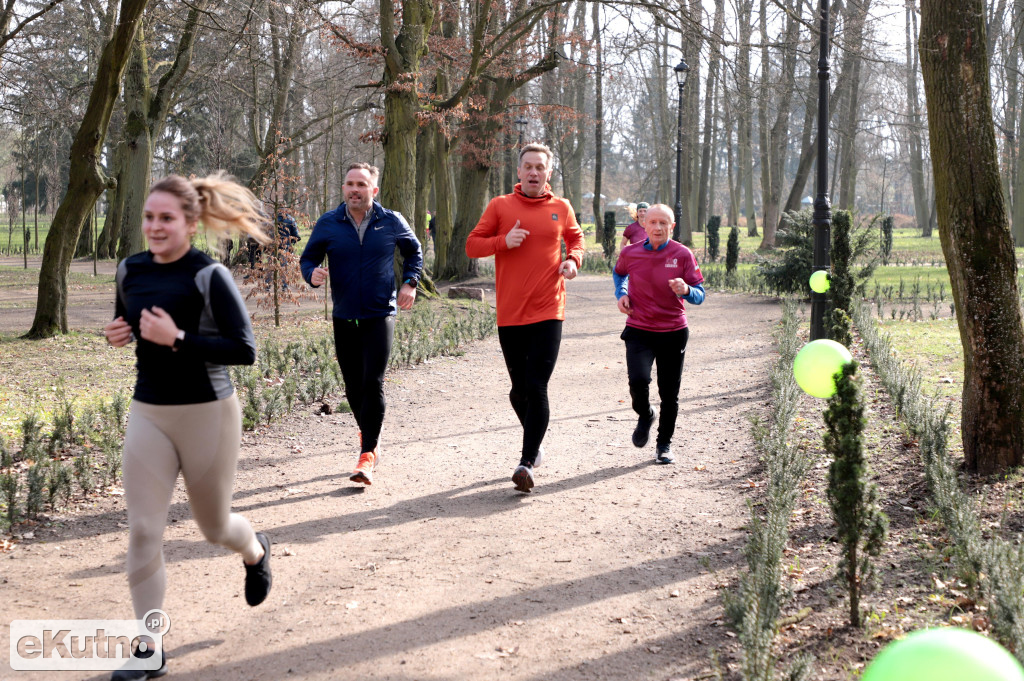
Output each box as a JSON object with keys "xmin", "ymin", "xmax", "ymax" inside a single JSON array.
[
  {"xmin": 823, "ymin": 361, "xmax": 888, "ymax": 627},
  {"xmin": 1, "ymin": 469, "xmax": 18, "ymax": 528},
  {"xmin": 707, "ymin": 215, "xmax": 721, "ymax": 262},
  {"xmin": 880, "ymin": 215, "xmax": 893, "ymax": 265},
  {"xmin": 726, "ymin": 225, "xmax": 740, "ymax": 273},
  {"xmin": 602, "ymin": 211, "xmax": 616, "ymax": 261}
]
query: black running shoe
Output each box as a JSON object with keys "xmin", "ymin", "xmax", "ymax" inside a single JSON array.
[
  {"xmin": 512, "ymin": 465, "xmax": 535, "ymax": 493},
  {"xmin": 632, "ymin": 408, "xmax": 656, "ymax": 448},
  {"xmin": 245, "ymin": 532, "xmax": 272, "ymax": 606},
  {"xmin": 110, "ymin": 651, "xmax": 167, "ymax": 680},
  {"xmin": 656, "ymin": 443, "xmax": 675, "ymax": 464}
]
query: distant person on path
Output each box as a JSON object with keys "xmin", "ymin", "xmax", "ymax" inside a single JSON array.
[
  {"xmin": 276, "ymin": 210, "xmax": 301, "ymax": 251},
  {"xmin": 612, "ymin": 203, "xmax": 705, "ymax": 464},
  {"xmin": 620, "ymin": 201, "xmax": 649, "ymax": 250},
  {"xmin": 300, "ymin": 163, "xmax": 423, "ymax": 486},
  {"xmin": 103, "ymin": 173, "xmax": 273, "ymax": 680},
  {"xmin": 466, "ymin": 143, "xmax": 586, "ymax": 493}
]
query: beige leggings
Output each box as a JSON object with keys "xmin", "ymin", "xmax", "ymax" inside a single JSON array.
[{"xmin": 123, "ymin": 395, "xmax": 259, "ymax": 620}]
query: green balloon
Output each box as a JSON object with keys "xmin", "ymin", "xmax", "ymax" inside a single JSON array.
[
  {"xmin": 862, "ymin": 628, "xmax": 1024, "ymax": 681},
  {"xmin": 809, "ymin": 269, "xmax": 830, "ymax": 293},
  {"xmin": 792, "ymin": 339, "xmax": 852, "ymax": 398}
]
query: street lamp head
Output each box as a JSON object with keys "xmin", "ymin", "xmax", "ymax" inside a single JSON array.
[
  {"xmin": 515, "ymin": 116, "xmax": 528, "ymax": 133},
  {"xmin": 673, "ymin": 57, "xmax": 690, "ymax": 88}
]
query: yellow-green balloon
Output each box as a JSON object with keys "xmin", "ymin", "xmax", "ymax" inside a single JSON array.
[
  {"xmin": 792, "ymin": 339, "xmax": 852, "ymax": 398},
  {"xmin": 862, "ymin": 628, "xmax": 1024, "ymax": 681},
  {"xmin": 809, "ymin": 269, "xmax": 830, "ymax": 293}
]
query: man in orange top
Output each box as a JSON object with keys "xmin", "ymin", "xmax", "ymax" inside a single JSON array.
[{"xmin": 467, "ymin": 143, "xmax": 586, "ymax": 493}]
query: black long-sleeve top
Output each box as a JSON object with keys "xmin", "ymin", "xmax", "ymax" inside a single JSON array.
[{"xmin": 115, "ymin": 248, "xmax": 256, "ymax": 405}]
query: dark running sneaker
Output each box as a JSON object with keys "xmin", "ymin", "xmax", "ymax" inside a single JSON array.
[
  {"xmin": 632, "ymin": 408, "xmax": 656, "ymax": 448},
  {"xmin": 656, "ymin": 444, "xmax": 675, "ymax": 464},
  {"xmin": 245, "ymin": 532, "xmax": 272, "ymax": 606},
  {"xmin": 512, "ymin": 465, "xmax": 535, "ymax": 493},
  {"xmin": 110, "ymin": 651, "xmax": 167, "ymax": 680}
]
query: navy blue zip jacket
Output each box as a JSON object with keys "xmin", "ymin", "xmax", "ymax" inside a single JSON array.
[{"xmin": 300, "ymin": 201, "xmax": 423, "ymax": 319}]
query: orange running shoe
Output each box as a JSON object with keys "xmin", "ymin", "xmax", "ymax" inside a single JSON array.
[{"xmin": 350, "ymin": 448, "xmax": 378, "ymax": 485}]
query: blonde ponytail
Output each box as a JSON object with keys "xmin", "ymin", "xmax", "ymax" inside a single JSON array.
[{"xmin": 150, "ymin": 172, "xmax": 270, "ymax": 244}]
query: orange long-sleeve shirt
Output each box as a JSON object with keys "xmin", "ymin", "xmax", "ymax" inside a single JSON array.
[{"xmin": 466, "ymin": 184, "xmax": 586, "ymax": 327}]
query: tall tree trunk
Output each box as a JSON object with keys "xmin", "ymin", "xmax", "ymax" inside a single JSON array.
[
  {"xmin": 591, "ymin": 1, "xmax": 603, "ymax": 239},
  {"xmin": 657, "ymin": 32, "xmax": 673, "ymax": 202},
  {"xmin": 784, "ymin": 29, "xmax": 850, "ymax": 213},
  {"xmin": 697, "ymin": 0, "xmax": 725, "ymax": 232},
  {"xmin": 116, "ymin": 26, "xmax": 153, "ymax": 261},
  {"xmin": 414, "ymin": 124, "xmax": 434, "ymax": 244},
  {"xmin": 836, "ymin": 0, "xmax": 872, "ymax": 211},
  {"xmin": 27, "ymin": 0, "xmax": 149, "ymax": 339},
  {"xmin": 1013, "ymin": 0, "xmax": 1024, "ymax": 246},
  {"xmin": 724, "ymin": 75, "xmax": 739, "ymax": 226},
  {"xmin": 97, "ymin": 141, "xmax": 126, "ymax": 258},
  {"xmin": 757, "ymin": 0, "xmax": 799, "ymax": 249},
  {"xmin": 432, "ymin": 123, "xmax": 455, "ymax": 277},
  {"xmin": 379, "ymin": 0, "xmax": 434, "ymax": 224},
  {"xmin": 920, "ymin": 0, "xmax": 1024, "ymax": 473},
  {"xmin": 116, "ymin": 5, "xmax": 201, "ymax": 261},
  {"xmin": 907, "ymin": 0, "xmax": 930, "ymax": 234},
  {"xmin": 736, "ymin": 0, "xmax": 758, "ymax": 237}
]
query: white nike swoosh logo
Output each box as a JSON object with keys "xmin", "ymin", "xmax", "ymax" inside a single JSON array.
[{"xmin": 374, "ymin": 225, "xmax": 384, "ymax": 230}]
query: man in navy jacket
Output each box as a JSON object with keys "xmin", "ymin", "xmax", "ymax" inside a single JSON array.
[{"xmin": 301, "ymin": 163, "xmax": 423, "ymax": 485}]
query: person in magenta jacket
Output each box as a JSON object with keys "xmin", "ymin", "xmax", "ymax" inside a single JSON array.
[
  {"xmin": 613, "ymin": 203, "xmax": 706, "ymax": 464},
  {"xmin": 620, "ymin": 201, "xmax": 649, "ymax": 250}
]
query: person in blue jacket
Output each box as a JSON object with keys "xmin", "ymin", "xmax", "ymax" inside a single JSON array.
[{"xmin": 300, "ymin": 163, "xmax": 423, "ymax": 486}]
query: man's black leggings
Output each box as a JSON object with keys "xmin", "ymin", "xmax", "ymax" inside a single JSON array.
[
  {"xmin": 497, "ymin": 319, "xmax": 563, "ymax": 467},
  {"xmin": 333, "ymin": 316, "xmax": 395, "ymax": 453},
  {"xmin": 622, "ymin": 326, "xmax": 689, "ymax": 447}
]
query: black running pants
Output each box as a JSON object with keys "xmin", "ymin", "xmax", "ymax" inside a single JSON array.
[
  {"xmin": 332, "ymin": 316, "xmax": 395, "ymax": 453},
  {"xmin": 497, "ymin": 319, "xmax": 563, "ymax": 467},
  {"xmin": 622, "ymin": 325, "xmax": 689, "ymax": 447}
]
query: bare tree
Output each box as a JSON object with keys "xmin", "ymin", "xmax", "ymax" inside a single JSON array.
[{"xmin": 28, "ymin": 0, "xmax": 150, "ymax": 338}]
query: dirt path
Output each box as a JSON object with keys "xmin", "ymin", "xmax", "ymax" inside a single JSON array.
[{"xmin": 2, "ymin": 275, "xmax": 780, "ymax": 680}]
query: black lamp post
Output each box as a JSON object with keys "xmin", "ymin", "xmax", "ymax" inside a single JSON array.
[
  {"xmin": 810, "ymin": 0, "xmax": 832, "ymax": 340},
  {"xmin": 673, "ymin": 57, "xmax": 690, "ymax": 241},
  {"xmin": 515, "ymin": 116, "xmax": 528, "ymax": 149}
]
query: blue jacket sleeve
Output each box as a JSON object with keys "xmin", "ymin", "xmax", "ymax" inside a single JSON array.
[
  {"xmin": 300, "ymin": 217, "xmax": 330, "ymax": 286},
  {"xmin": 612, "ymin": 270, "xmax": 629, "ymax": 300},
  {"xmin": 395, "ymin": 213, "xmax": 424, "ymax": 282},
  {"xmin": 681, "ymin": 283, "xmax": 706, "ymax": 305}
]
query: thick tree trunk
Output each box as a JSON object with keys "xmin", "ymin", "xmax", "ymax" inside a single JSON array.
[
  {"xmin": 117, "ymin": 6, "xmax": 200, "ymax": 261},
  {"xmin": 380, "ymin": 0, "xmax": 434, "ymax": 221},
  {"xmin": 116, "ymin": 29, "xmax": 152, "ymax": 261},
  {"xmin": 27, "ymin": 0, "xmax": 149, "ymax": 338},
  {"xmin": 920, "ymin": 0, "xmax": 1024, "ymax": 473}
]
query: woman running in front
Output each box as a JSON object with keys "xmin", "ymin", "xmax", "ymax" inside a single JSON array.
[{"xmin": 103, "ymin": 173, "xmax": 273, "ymax": 680}]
